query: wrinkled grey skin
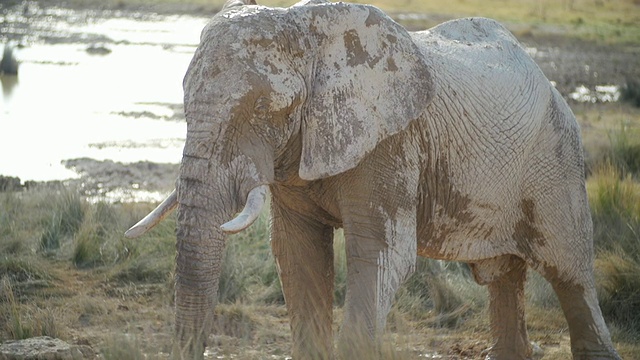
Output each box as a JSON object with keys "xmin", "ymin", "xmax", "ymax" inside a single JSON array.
[{"xmin": 167, "ymin": 0, "xmax": 621, "ymax": 359}]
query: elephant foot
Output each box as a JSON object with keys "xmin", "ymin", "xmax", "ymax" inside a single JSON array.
[
  {"xmin": 571, "ymin": 348, "xmax": 623, "ymax": 360},
  {"xmin": 171, "ymin": 339, "xmax": 206, "ymax": 360},
  {"xmin": 483, "ymin": 341, "xmax": 544, "ymax": 360}
]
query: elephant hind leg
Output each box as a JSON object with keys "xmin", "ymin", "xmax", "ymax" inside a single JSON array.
[
  {"xmin": 521, "ymin": 194, "xmax": 621, "ymax": 359},
  {"xmin": 539, "ymin": 265, "xmax": 621, "ymax": 359},
  {"xmin": 470, "ymin": 255, "xmax": 532, "ymax": 360}
]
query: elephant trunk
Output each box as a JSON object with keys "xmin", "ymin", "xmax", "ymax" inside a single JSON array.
[
  {"xmin": 174, "ymin": 206, "xmax": 224, "ymax": 357},
  {"xmin": 172, "ymin": 174, "xmax": 267, "ymax": 358},
  {"xmin": 173, "ymin": 176, "xmax": 234, "ymax": 358}
]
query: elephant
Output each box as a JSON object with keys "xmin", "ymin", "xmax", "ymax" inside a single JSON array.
[{"xmin": 125, "ymin": 0, "xmax": 622, "ymax": 359}]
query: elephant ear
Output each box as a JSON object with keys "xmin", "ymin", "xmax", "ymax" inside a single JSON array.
[{"xmin": 298, "ymin": 3, "xmax": 433, "ymax": 180}]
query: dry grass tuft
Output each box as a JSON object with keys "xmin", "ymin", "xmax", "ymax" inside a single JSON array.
[
  {"xmin": 0, "ymin": 277, "xmax": 64, "ymax": 340},
  {"xmin": 588, "ymin": 162, "xmax": 640, "ymax": 221},
  {"xmin": 596, "ymin": 251, "xmax": 640, "ymax": 333},
  {"xmin": 101, "ymin": 335, "xmax": 146, "ymax": 360}
]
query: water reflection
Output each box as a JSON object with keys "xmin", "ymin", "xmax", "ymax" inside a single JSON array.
[
  {"xmin": 1, "ymin": 74, "xmax": 19, "ymax": 103},
  {"xmin": 0, "ymin": 10, "xmax": 209, "ymax": 183}
]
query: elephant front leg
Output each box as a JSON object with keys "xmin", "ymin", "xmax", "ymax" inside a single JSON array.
[
  {"xmin": 338, "ymin": 204, "xmax": 417, "ymax": 356},
  {"xmin": 470, "ymin": 255, "xmax": 532, "ymax": 360},
  {"xmin": 270, "ymin": 198, "xmax": 335, "ymax": 359}
]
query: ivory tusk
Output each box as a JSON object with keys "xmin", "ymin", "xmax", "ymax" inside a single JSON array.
[
  {"xmin": 220, "ymin": 185, "xmax": 268, "ymax": 234},
  {"xmin": 124, "ymin": 190, "xmax": 178, "ymax": 238}
]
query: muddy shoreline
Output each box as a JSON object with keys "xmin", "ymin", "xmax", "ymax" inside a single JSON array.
[{"xmin": 1, "ymin": 0, "xmax": 639, "ymax": 201}]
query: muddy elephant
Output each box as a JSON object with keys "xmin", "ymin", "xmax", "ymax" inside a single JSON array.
[{"xmin": 126, "ymin": 0, "xmax": 621, "ymax": 359}]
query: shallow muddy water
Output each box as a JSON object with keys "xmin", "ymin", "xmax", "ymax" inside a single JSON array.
[{"xmin": 1, "ymin": 4, "xmax": 208, "ymax": 185}]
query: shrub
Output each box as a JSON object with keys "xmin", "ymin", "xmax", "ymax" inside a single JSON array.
[
  {"xmin": 588, "ymin": 163, "xmax": 640, "ymax": 225},
  {"xmin": 40, "ymin": 190, "xmax": 85, "ymax": 252},
  {"xmin": 101, "ymin": 335, "xmax": 146, "ymax": 360},
  {"xmin": 0, "ymin": 277, "xmax": 61, "ymax": 340},
  {"xmin": 0, "ymin": 276, "xmax": 32, "ymax": 340},
  {"xmin": 621, "ymin": 78, "xmax": 640, "ymax": 107},
  {"xmin": 596, "ymin": 251, "xmax": 640, "ymax": 334},
  {"xmin": 0, "ymin": 257, "xmax": 51, "ymax": 285},
  {"xmin": 73, "ymin": 224, "xmax": 106, "ymax": 268},
  {"xmin": 72, "ymin": 202, "xmax": 124, "ymax": 268},
  {"xmin": 608, "ymin": 126, "xmax": 640, "ymax": 176}
]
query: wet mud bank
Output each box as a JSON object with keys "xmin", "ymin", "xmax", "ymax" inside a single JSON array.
[
  {"xmin": 0, "ymin": 160, "xmax": 179, "ymax": 203},
  {"xmin": 62, "ymin": 158, "xmax": 179, "ymax": 201},
  {"xmin": 522, "ymin": 35, "xmax": 640, "ymax": 101}
]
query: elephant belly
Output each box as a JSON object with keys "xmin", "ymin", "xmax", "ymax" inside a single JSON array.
[{"xmin": 416, "ymin": 207, "xmax": 514, "ymax": 262}]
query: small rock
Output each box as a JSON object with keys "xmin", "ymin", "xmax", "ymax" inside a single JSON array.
[
  {"xmin": 86, "ymin": 44, "xmax": 112, "ymax": 55},
  {"xmin": 531, "ymin": 342, "xmax": 545, "ymax": 359},
  {"xmin": 0, "ymin": 336, "xmax": 85, "ymax": 360}
]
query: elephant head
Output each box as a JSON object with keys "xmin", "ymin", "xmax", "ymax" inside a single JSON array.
[{"xmin": 126, "ymin": 0, "xmax": 433, "ymax": 357}]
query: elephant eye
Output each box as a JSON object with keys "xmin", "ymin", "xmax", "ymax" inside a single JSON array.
[{"xmin": 254, "ymin": 96, "xmax": 271, "ymax": 117}]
